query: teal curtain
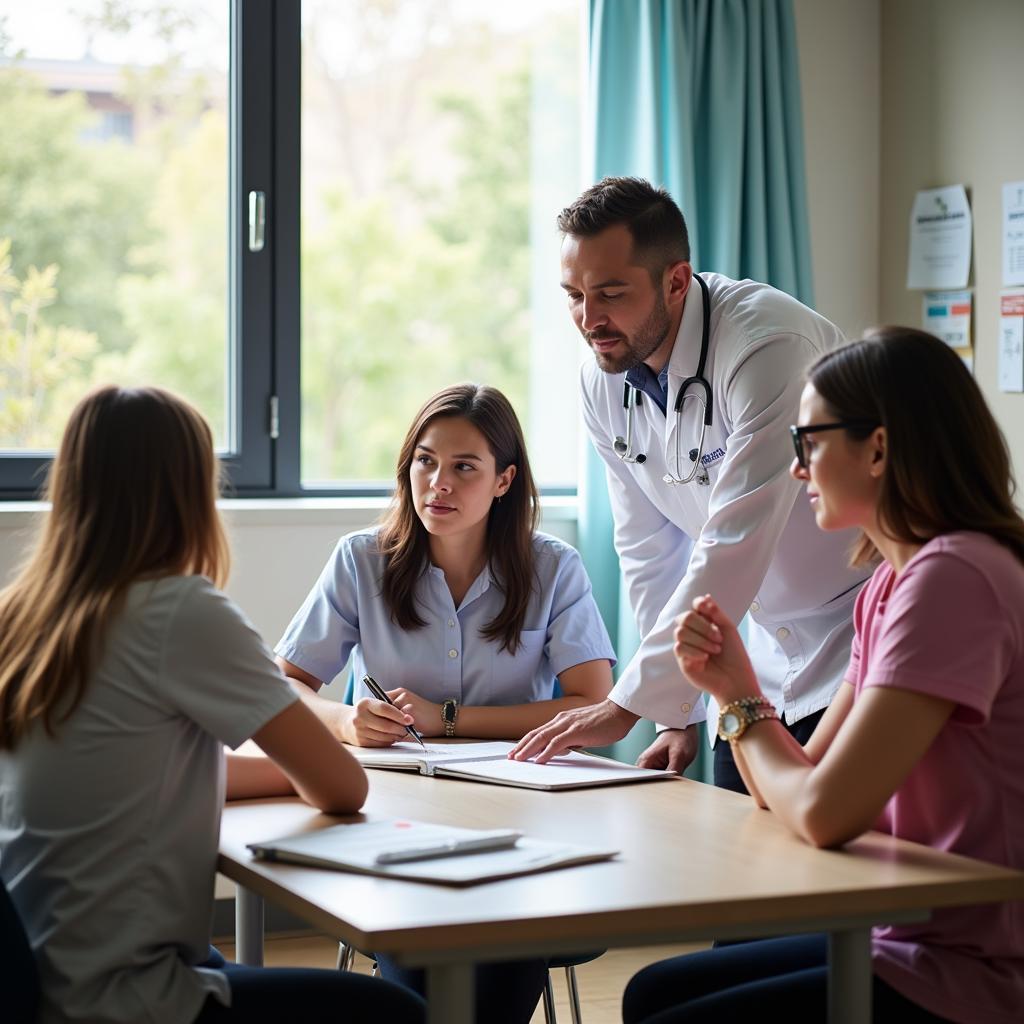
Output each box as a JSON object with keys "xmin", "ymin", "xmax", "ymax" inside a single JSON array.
[{"xmin": 581, "ymin": 0, "xmax": 814, "ymax": 778}]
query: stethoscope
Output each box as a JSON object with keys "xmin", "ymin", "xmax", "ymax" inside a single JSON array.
[{"xmin": 613, "ymin": 273, "xmax": 713, "ymax": 486}]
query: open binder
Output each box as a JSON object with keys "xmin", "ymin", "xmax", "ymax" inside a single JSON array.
[{"xmin": 348, "ymin": 740, "xmax": 675, "ymax": 791}]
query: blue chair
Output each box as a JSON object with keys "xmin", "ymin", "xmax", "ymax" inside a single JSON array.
[{"xmin": 1, "ymin": 876, "xmax": 41, "ymax": 1023}]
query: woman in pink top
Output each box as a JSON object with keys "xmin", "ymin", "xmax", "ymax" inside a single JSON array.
[{"xmin": 623, "ymin": 327, "xmax": 1024, "ymax": 1024}]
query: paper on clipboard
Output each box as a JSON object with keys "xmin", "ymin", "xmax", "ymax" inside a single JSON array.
[{"xmin": 248, "ymin": 818, "xmax": 618, "ymax": 885}]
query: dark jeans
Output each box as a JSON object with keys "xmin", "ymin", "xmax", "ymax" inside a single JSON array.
[
  {"xmin": 622, "ymin": 934, "xmax": 951, "ymax": 1024},
  {"xmin": 714, "ymin": 708, "xmax": 827, "ymax": 794},
  {"xmin": 375, "ymin": 952, "xmax": 549, "ymax": 1024},
  {"xmin": 193, "ymin": 947, "xmax": 425, "ymax": 1023}
]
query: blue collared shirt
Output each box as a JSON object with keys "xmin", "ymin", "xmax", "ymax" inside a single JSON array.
[
  {"xmin": 624, "ymin": 362, "xmax": 670, "ymax": 415},
  {"xmin": 275, "ymin": 529, "xmax": 616, "ymax": 706}
]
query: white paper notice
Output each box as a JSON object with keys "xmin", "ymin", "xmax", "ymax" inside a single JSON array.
[
  {"xmin": 999, "ymin": 291, "xmax": 1024, "ymax": 393},
  {"xmin": 922, "ymin": 291, "xmax": 972, "ymax": 348},
  {"xmin": 907, "ymin": 185, "xmax": 972, "ymax": 289},
  {"xmin": 1002, "ymin": 182, "xmax": 1024, "ymax": 287}
]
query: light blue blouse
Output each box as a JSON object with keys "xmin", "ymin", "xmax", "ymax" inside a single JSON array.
[{"xmin": 275, "ymin": 529, "xmax": 616, "ymax": 707}]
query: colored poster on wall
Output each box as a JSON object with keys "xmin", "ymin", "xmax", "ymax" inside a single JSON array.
[
  {"xmin": 999, "ymin": 291, "xmax": 1024, "ymax": 393},
  {"xmin": 923, "ymin": 290, "xmax": 972, "ymax": 349}
]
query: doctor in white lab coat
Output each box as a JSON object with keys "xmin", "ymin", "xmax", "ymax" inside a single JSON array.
[{"xmin": 512, "ymin": 177, "xmax": 869, "ymax": 790}]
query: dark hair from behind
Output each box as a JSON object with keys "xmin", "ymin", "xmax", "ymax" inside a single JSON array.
[
  {"xmin": 0, "ymin": 386, "xmax": 228, "ymax": 749},
  {"xmin": 377, "ymin": 383, "xmax": 540, "ymax": 653},
  {"xmin": 557, "ymin": 176, "xmax": 690, "ymax": 281},
  {"xmin": 806, "ymin": 326, "xmax": 1024, "ymax": 566}
]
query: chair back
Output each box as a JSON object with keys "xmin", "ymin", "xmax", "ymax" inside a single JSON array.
[{"xmin": 0, "ymin": 876, "xmax": 40, "ymax": 1022}]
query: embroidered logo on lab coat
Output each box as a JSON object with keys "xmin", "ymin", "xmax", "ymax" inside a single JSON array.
[{"xmin": 700, "ymin": 447, "xmax": 726, "ymax": 468}]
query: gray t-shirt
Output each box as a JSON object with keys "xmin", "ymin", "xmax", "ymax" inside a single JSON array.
[{"xmin": 0, "ymin": 575, "xmax": 298, "ymax": 1024}]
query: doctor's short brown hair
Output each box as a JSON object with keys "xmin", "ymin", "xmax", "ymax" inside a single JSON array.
[{"xmin": 557, "ymin": 177, "xmax": 690, "ymax": 280}]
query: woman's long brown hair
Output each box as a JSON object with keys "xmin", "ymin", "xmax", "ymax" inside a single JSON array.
[
  {"xmin": 0, "ymin": 387, "xmax": 229, "ymax": 749},
  {"xmin": 808, "ymin": 327, "xmax": 1024, "ymax": 566},
  {"xmin": 377, "ymin": 383, "xmax": 540, "ymax": 653}
]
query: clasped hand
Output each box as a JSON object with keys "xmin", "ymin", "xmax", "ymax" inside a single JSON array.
[
  {"xmin": 674, "ymin": 595, "xmax": 762, "ymax": 705},
  {"xmin": 345, "ymin": 687, "xmax": 438, "ymax": 747}
]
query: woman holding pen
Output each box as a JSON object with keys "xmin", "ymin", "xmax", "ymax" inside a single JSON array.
[
  {"xmin": 275, "ymin": 381, "xmax": 615, "ymax": 749},
  {"xmin": 623, "ymin": 327, "xmax": 1024, "ymax": 1024},
  {"xmin": 274, "ymin": 382, "xmax": 615, "ymax": 1024}
]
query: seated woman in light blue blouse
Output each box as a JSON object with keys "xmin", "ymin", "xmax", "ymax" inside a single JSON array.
[
  {"xmin": 275, "ymin": 383, "xmax": 614, "ymax": 1024},
  {"xmin": 276, "ymin": 382, "xmax": 615, "ymax": 747}
]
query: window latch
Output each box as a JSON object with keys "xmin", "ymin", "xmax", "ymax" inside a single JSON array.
[
  {"xmin": 268, "ymin": 395, "xmax": 279, "ymax": 440},
  {"xmin": 248, "ymin": 190, "xmax": 266, "ymax": 252}
]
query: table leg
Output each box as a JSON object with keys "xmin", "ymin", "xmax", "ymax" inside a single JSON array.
[
  {"xmin": 235, "ymin": 885, "xmax": 264, "ymax": 967},
  {"xmin": 828, "ymin": 927, "xmax": 872, "ymax": 1024},
  {"xmin": 426, "ymin": 962, "xmax": 474, "ymax": 1024}
]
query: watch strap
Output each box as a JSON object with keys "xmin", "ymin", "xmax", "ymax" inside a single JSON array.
[{"xmin": 441, "ymin": 699, "xmax": 459, "ymax": 738}]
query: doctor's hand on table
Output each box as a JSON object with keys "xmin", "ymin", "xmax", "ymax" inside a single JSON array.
[
  {"xmin": 635, "ymin": 727, "xmax": 701, "ymax": 773},
  {"xmin": 509, "ymin": 698, "xmax": 640, "ymax": 763}
]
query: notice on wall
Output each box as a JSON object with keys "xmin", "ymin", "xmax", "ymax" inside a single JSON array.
[
  {"xmin": 907, "ymin": 185, "xmax": 972, "ymax": 289},
  {"xmin": 1002, "ymin": 182, "xmax": 1024, "ymax": 287},
  {"xmin": 999, "ymin": 291, "xmax": 1024, "ymax": 393},
  {"xmin": 923, "ymin": 290, "xmax": 972, "ymax": 349}
]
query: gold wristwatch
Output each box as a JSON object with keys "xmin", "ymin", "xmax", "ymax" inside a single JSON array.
[
  {"xmin": 441, "ymin": 699, "xmax": 459, "ymax": 738},
  {"xmin": 717, "ymin": 696, "xmax": 778, "ymax": 742}
]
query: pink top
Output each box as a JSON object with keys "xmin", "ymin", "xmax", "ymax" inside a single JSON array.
[{"xmin": 846, "ymin": 532, "xmax": 1024, "ymax": 1024}]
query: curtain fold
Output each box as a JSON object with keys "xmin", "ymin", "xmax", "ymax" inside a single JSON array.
[{"xmin": 581, "ymin": 0, "xmax": 813, "ymax": 775}]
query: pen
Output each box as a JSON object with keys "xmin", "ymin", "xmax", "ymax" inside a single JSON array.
[
  {"xmin": 362, "ymin": 674, "xmax": 427, "ymax": 749},
  {"xmin": 374, "ymin": 832, "xmax": 521, "ymax": 864}
]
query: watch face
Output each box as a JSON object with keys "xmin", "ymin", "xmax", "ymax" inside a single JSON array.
[{"xmin": 721, "ymin": 711, "xmax": 741, "ymax": 737}]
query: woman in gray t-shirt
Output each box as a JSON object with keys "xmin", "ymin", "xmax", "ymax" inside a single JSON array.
[{"xmin": 0, "ymin": 386, "xmax": 424, "ymax": 1024}]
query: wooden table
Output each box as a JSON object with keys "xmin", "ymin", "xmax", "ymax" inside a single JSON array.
[{"xmin": 219, "ymin": 772, "xmax": 1024, "ymax": 1024}]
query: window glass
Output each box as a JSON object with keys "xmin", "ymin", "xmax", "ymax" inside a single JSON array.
[
  {"xmin": 300, "ymin": 0, "xmax": 582, "ymax": 488},
  {"xmin": 0, "ymin": 2, "xmax": 229, "ymax": 451}
]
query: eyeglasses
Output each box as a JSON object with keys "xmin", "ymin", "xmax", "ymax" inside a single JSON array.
[{"xmin": 789, "ymin": 421, "xmax": 877, "ymax": 469}]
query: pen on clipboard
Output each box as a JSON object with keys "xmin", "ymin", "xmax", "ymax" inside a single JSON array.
[
  {"xmin": 374, "ymin": 830, "xmax": 521, "ymax": 864},
  {"xmin": 362, "ymin": 674, "xmax": 427, "ymax": 749}
]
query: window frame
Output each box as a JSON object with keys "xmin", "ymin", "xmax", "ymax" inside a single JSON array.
[{"xmin": 0, "ymin": 0, "xmax": 578, "ymax": 501}]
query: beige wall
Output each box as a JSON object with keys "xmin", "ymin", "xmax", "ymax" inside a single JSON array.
[
  {"xmin": 879, "ymin": 0, "xmax": 1024, "ymax": 476},
  {"xmin": 794, "ymin": 0, "xmax": 880, "ymax": 339}
]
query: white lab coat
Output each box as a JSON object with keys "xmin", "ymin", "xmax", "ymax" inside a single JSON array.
[{"xmin": 582, "ymin": 273, "xmax": 870, "ymax": 733}]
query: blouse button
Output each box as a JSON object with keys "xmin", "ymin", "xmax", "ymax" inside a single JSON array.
[
  {"xmin": 448, "ymin": 649, "xmax": 458, "ymax": 659},
  {"xmin": 750, "ymin": 601, "xmax": 760, "ymax": 613},
  {"xmin": 680, "ymin": 702, "xmax": 691, "ymax": 714},
  {"xmin": 776, "ymin": 627, "xmax": 790, "ymax": 641},
  {"xmin": 448, "ymin": 619, "xmax": 455, "ymax": 628}
]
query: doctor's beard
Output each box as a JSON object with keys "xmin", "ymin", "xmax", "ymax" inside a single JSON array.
[{"xmin": 587, "ymin": 290, "xmax": 673, "ymax": 375}]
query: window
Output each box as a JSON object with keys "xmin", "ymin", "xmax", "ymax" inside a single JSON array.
[
  {"xmin": 0, "ymin": 1, "xmax": 243, "ymax": 490},
  {"xmin": 0, "ymin": 1, "xmax": 583, "ymax": 497}
]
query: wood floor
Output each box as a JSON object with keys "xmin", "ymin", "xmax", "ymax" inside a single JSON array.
[{"xmin": 214, "ymin": 932, "xmax": 708, "ymax": 1024}]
